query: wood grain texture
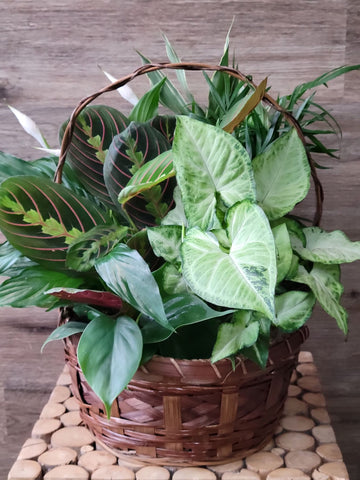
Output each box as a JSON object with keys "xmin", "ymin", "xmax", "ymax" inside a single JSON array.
[{"xmin": 0, "ymin": 1, "xmax": 359, "ymax": 478}]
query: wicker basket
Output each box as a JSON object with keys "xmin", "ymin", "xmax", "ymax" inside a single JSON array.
[{"xmin": 61, "ymin": 308, "xmax": 308, "ymax": 465}]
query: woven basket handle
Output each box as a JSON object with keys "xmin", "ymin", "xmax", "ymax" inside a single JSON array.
[{"xmin": 55, "ymin": 62, "xmax": 323, "ymax": 225}]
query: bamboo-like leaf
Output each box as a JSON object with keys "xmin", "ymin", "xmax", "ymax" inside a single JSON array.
[
  {"xmin": 59, "ymin": 105, "xmax": 129, "ymax": 210},
  {"xmin": 128, "ymin": 78, "xmax": 166, "ymax": 123},
  {"xmin": 292, "ymin": 227, "xmax": 360, "ymax": 264},
  {"xmin": 293, "ymin": 264, "xmax": 347, "ymax": 334},
  {"xmin": 181, "ymin": 201, "xmax": 276, "ymax": 317},
  {"xmin": 66, "ymin": 225, "xmax": 128, "ymax": 272},
  {"xmin": 0, "ymin": 176, "xmax": 107, "ymax": 269},
  {"xmin": 104, "ymin": 122, "xmax": 174, "ymax": 228},
  {"xmin": 78, "ymin": 314, "xmax": 142, "ymax": 417},
  {"xmin": 253, "ymin": 129, "xmax": 311, "ymax": 220},
  {"xmin": 222, "ymin": 78, "xmax": 267, "ymax": 133},
  {"xmin": 118, "ymin": 151, "xmax": 175, "ymax": 205},
  {"xmin": 173, "ymin": 117, "xmax": 255, "ymax": 229},
  {"xmin": 95, "ymin": 243, "xmax": 171, "ymax": 329}
]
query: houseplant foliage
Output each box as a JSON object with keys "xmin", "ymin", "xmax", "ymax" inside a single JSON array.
[{"xmin": 1, "ymin": 34, "xmax": 360, "ymax": 418}]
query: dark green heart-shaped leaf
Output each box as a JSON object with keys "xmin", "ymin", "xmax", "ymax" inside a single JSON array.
[
  {"xmin": 78, "ymin": 314, "xmax": 142, "ymax": 417},
  {"xmin": 0, "ymin": 176, "xmax": 107, "ymax": 269},
  {"xmin": 41, "ymin": 321, "xmax": 87, "ymax": 352},
  {"xmin": 59, "ymin": 105, "xmax": 129, "ymax": 210},
  {"xmin": 95, "ymin": 243, "xmax": 170, "ymax": 329}
]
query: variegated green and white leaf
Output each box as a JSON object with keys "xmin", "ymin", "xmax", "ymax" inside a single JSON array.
[
  {"xmin": 181, "ymin": 201, "xmax": 276, "ymax": 318},
  {"xmin": 147, "ymin": 225, "xmax": 182, "ymax": 263},
  {"xmin": 272, "ymin": 223, "xmax": 293, "ymax": 284},
  {"xmin": 293, "ymin": 264, "xmax": 347, "ymax": 334},
  {"xmin": 274, "ymin": 290, "xmax": 315, "ymax": 332},
  {"xmin": 253, "ymin": 129, "xmax": 311, "ymax": 220},
  {"xmin": 292, "ymin": 226, "xmax": 360, "ymax": 264},
  {"xmin": 161, "ymin": 186, "xmax": 187, "ymax": 226},
  {"xmin": 173, "ymin": 116, "xmax": 255, "ymax": 230}
]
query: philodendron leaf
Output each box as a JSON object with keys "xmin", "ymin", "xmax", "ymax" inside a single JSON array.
[
  {"xmin": 211, "ymin": 314, "xmax": 260, "ymax": 363},
  {"xmin": 147, "ymin": 225, "xmax": 182, "ymax": 263},
  {"xmin": 293, "ymin": 264, "xmax": 347, "ymax": 334},
  {"xmin": 118, "ymin": 151, "xmax": 175, "ymax": 205},
  {"xmin": 128, "ymin": 77, "xmax": 166, "ymax": 123},
  {"xmin": 41, "ymin": 321, "xmax": 87, "ymax": 352},
  {"xmin": 173, "ymin": 116, "xmax": 256, "ymax": 230},
  {"xmin": 0, "ymin": 176, "xmax": 107, "ymax": 269},
  {"xmin": 66, "ymin": 225, "xmax": 128, "ymax": 272},
  {"xmin": 142, "ymin": 292, "xmax": 234, "ymax": 343},
  {"xmin": 181, "ymin": 201, "xmax": 276, "ymax": 318},
  {"xmin": 272, "ymin": 223, "xmax": 293, "ymax": 284},
  {"xmin": 95, "ymin": 243, "xmax": 171, "ymax": 329},
  {"xmin": 77, "ymin": 314, "xmax": 143, "ymax": 417},
  {"xmin": 104, "ymin": 122, "xmax": 174, "ymax": 228},
  {"xmin": 0, "ymin": 266, "xmax": 84, "ymax": 308},
  {"xmin": 253, "ymin": 128, "xmax": 311, "ymax": 220},
  {"xmin": 59, "ymin": 105, "xmax": 129, "ymax": 210},
  {"xmin": 46, "ymin": 288, "xmax": 123, "ymax": 309},
  {"xmin": 274, "ymin": 290, "xmax": 316, "ymax": 332},
  {"xmin": 292, "ymin": 226, "xmax": 360, "ymax": 264}
]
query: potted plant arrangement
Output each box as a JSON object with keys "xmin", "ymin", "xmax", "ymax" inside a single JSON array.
[{"xmin": 1, "ymin": 34, "xmax": 359, "ymax": 464}]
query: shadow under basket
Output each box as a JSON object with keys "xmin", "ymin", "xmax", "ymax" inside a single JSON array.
[{"xmin": 62, "ymin": 310, "xmax": 309, "ymax": 466}]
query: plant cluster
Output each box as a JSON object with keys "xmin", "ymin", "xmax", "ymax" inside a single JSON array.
[{"xmin": 1, "ymin": 35, "xmax": 359, "ymax": 415}]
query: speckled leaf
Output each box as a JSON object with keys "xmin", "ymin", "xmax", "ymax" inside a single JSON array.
[
  {"xmin": 274, "ymin": 290, "xmax": 315, "ymax": 332},
  {"xmin": 147, "ymin": 225, "xmax": 182, "ymax": 263}
]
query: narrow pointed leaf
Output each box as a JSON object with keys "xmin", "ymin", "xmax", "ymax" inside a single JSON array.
[
  {"xmin": 181, "ymin": 201, "xmax": 276, "ymax": 317},
  {"xmin": 46, "ymin": 287, "xmax": 123, "ymax": 309},
  {"xmin": 41, "ymin": 321, "xmax": 87, "ymax": 352},
  {"xmin": 253, "ymin": 129, "xmax": 311, "ymax": 220},
  {"xmin": 95, "ymin": 243, "xmax": 171, "ymax": 329},
  {"xmin": 104, "ymin": 122, "xmax": 174, "ymax": 228},
  {"xmin": 118, "ymin": 151, "xmax": 175, "ymax": 205},
  {"xmin": 0, "ymin": 176, "xmax": 107, "ymax": 269},
  {"xmin": 100, "ymin": 68, "xmax": 139, "ymax": 105},
  {"xmin": 59, "ymin": 106, "xmax": 129, "ymax": 209},
  {"xmin": 293, "ymin": 264, "xmax": 347, "ymax": 334},
  {"xmin": 8, "ymin": 106, "xmax": 48, "ymax": 148},
  {"xmin": 292, "ymin": 226, "xmax": 360, "ymax": 264},
  {"xmin": 128, "ymin": 77, "xmax": 166, "ymax": 123},
  {"xmin": 173, "ymin": 117, "xmax": 255, "ymax": 229},
  {"xmin": 78, "ymin": 314, "xmax": 142, "ymax": 417}
]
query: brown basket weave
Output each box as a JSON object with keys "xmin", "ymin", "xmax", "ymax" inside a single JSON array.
[{"xmin": 61, "ymin": 308, "xmax": 308, "ymax": 465}]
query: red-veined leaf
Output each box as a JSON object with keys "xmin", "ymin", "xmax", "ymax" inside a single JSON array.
[
  {"xmin": 0, "ymin": 176, "xmax": 107, "ymax": 270},
  {"xmin": 46, "ymin": 287, "xmax": 123, "ymax": 309},
  {"xmin": 59, "ymin": 105, "xmax": 129, "ymax": 210}
]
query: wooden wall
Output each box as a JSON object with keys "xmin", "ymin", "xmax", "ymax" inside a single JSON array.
[{"xmin": 0, "ymin": 1, "xmax": 359, "ymax": 477}]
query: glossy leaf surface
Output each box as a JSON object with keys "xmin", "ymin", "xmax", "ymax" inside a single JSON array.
[
  {"xmin": 41, "ymin": 321, "xmax": 87, "ymax": 352},
  {"xmin": 78, "ymin": 314, "xmax": 142, "ymax": 417}
]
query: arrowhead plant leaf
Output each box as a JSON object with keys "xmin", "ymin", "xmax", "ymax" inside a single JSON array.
[{"xmin": 181, "ymin": 201, "xmax": 276, "ymax": 318}]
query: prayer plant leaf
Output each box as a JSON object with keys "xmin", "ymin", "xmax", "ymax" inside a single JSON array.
[
  {"xmin": 181, "ymin": 200, "xmax": 276, "ymax": 318},
  {"xmin": 292, "ymin": 226, "xmax": 360, "ymax": 264},
  {"xmin": 0, "ymin": 266, "xmax": 84, "ymax": 308},
  {"xmin": 59, "ymin": 105, "xmax": 129, "ymax": 210},
  {"xmin": 148, "ymin": 115, "xmax": 176, "ymax": 143},
  {"xmin": 293, "ymin": 264, "xmax": 348, "ymax": 334},
  {"xmin": 274, "ymin": 290, "xmax": 316, "ymax": 332},
  {"xmin": 66, "ymin": 225, "xmax": 128, "ymax": 272},
  {"xmin": 104, "ymin": 122, "xmax": 174, "ymax": 228},
  {"xmin": 253, "ymin": 128, "xmax": 311, "ymax": 220},
  {"xmin": 95, "ymin": 243, "xmax": 171, "ymax": 330},
  {"xmin": 46, "ymin": 288, "xmax": 123, "ymax": 310},
  {"xmin": 173, "ymin": 116, "xmax": 256, "ymax": 230},
  {"xmin": 142, "ymin": 292, "xmax": 234, "ymax": 343},
  {"xmin": 41, "ymin": 321, "xmax": 87, "ymax": 352},
  {"xmin": 78, "ymin": 314, "xmax": 143, "ymax": 418},
  {"xmin": 118, "ymin": 151, "xmax": 175, "ymax": 205},
  {"xmin": 0, "ymin": 176, "xmax": 107, "ymax": 270}
]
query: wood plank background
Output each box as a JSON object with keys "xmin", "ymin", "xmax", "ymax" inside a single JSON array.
[{"xmin": 0, "ymin": 1, "xmax": 359, "ymax": 477}]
